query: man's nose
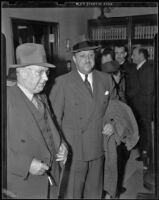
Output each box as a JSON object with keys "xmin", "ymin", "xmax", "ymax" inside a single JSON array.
[
  {"xmin": 85, "ymin": 55, "xmax": 91, "ymax": 62},
  {"xmin": 42, "ymin": 72, "xmax": 48, "ymax": 81}
]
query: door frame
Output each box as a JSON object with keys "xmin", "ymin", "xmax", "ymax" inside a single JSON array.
[{"xmin": 11, "ymin": 17, "xmax": 59, "ymax": 65}]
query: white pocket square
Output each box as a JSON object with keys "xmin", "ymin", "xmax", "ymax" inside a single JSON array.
[{"xmin": 104, "ymin": 90, "xmax": 109, "ymax": 95}]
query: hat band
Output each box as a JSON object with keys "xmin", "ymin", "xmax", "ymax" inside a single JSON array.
[{"xmin": 16, "ymin": 55, "xmax": 47, "ymax": 65}]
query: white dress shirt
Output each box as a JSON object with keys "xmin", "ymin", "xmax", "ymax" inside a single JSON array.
[
  {"xmin": 77, "ymin": 70, "xmax": 93, "ymax": 91},
  {"xmin": 136, "ymin": 60, "xmax": 146, "ymax": 70}
]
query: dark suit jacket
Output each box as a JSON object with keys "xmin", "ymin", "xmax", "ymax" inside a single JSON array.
[
  {"xmin": 119, "ymin": 61, "xmax": 128, "ymax": 72},
  {"xmin": 49, "ymin": 69, "xmax": 116, "ymax": 161},
  {"xmin": 125, "ymin": 61, "xmax": 154, "ymax": 120},
  {"xmin": 7, "ymin": 85, "xmax": 62, "ymax": 199}
]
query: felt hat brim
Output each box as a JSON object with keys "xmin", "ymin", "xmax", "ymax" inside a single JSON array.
[
  {"xmin": 9, "ymin": 62, "xmax": 56, "ymax": 68},
  {"xmin": 71, "ymin": 40, "xmax": 100, "ymax": 53},
  {"xmin": 71, "ymin": 45, "xmax": 100, "ymax": 53}
]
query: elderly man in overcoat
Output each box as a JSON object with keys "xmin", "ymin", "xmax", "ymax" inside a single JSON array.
[{"xmin": 7, "ymin": 43, "xmax": 68, "ymax": 199}]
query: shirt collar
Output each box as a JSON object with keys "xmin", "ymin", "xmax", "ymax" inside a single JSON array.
[
  {"xmin": 119, "ymin": 61, "xmax": 125, "ymax": 65},
  {"xmin": 77, "ymin": 70, "xmax": 92, "ymax": 80},
  {"xmin": 137, "ymin": 60, "xmax": 146, "ymax": 70},
  {"xmin": 17, "ymin": 83, "xmax": 33, "ymax": 101},
  {"xmin": 77, "ymin": 70, "xmax": 93, "ymax": 89}
]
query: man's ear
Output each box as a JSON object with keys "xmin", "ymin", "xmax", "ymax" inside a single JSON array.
[
  {"xmin": 124, "ymin": 51, "xmax": 127, "ymax": 58},
  {"xmin": 18, "ymin": 68, "xmax": 28, "ymax": 79}
]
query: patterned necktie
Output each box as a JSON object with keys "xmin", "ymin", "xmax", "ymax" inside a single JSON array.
[
  {"xmin": 32, "ymin": 94, "xmax": 45, "ymax": 114},
  {"xmin": 84, "ymin": 74, "xmax": 93, "ymax": 96}
]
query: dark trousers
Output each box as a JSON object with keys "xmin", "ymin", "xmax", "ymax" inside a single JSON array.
[
  {"xmin": 117, "ymin": 142, "xmax": 130, "ymax": 194},
  {"xmin": 64, "ymin": 156, "xmax": 104, "ymax": 199},
  {"xmin": 137, "ymin": 117, "xmax": 152, "ymax": 158},
  {"xmin": 127, "ymin": 97, "xmax": 153, "ymax": 158}
]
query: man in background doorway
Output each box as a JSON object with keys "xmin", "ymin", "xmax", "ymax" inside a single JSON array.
[{"xmin": 126, "ymin": 47, "xmax": 154, "ymax": 165}]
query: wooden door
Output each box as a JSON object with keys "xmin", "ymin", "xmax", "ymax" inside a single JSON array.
[{"xmin": 11, "ymin": 18, "xmax": 59, "ymax": 65}]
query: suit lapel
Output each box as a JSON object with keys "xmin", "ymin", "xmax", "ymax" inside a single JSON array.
[
  {"xmin": 71, "ymin": 70, "xmax": 101, "ymax": 131},
  {"xmin": 14, "ymin": 86, "xmax": 50, "ymax": 153},
  {"xmin": 71, "ymin": 70, "xmax": 94, "ymax": 102},
  {"xmin": 82, "ymin": 71, "xmax": 100, "ymax": 131}
]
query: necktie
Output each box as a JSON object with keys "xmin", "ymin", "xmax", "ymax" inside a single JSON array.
[
  {"xmin": 32, "ymin": 94, "xmax": 45, "ymax": 114},
  {"xmin": 84, "ymin": 74, "xmax": 93, "ymax": 96}
]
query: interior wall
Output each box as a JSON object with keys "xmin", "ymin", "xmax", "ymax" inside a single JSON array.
[
  {"xmin": 2, "ymin": 6, "xmax": 158, "ymax": 74},
  {"xmin": 1, "ymin": 7, "xmax": 95, "ymax": 73}
]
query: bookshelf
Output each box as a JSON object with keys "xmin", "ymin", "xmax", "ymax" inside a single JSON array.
[
  {"xmin": 131, "ymin": 15, "xmax": 157, "ymax": 61},
  {"xmin": 88, "ymin": 14, "xmax": 157, "ymax": 62}
]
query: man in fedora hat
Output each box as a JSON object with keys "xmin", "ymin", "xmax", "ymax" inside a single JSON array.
[
  {"xmin": 7, "ymin": 43, "xmax": 68, "ymax": 199},
  {"xmin": 49, "ymin": 40, "xmax": 117, "ymax": 199}
]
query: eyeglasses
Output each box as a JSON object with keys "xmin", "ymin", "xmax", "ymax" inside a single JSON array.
[
  {"xmin": 27, "ymin": 68, "xmax": 50, "ymax": 77},
  {"xmin": 78, "ymin": 53, "xmax": 95, "ymax": 60}
]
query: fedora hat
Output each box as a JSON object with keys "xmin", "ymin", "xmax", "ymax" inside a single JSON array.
[
  {"xmin": 9, "ymin": 43, "xmax": 56, "ymax": 68},
  {"xmin": 71, "ymin": 40, "xmax": 100, "ymax": 53}
]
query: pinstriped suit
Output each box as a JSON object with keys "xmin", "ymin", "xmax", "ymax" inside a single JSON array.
[{"xmin": 49, "ymin": 69, "xmax": 117, "ymax": 198}]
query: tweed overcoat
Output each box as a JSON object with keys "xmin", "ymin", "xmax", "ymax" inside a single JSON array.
[{"xmin": 7, "ymin": 85, "xmax": 62, "ymax": 199}]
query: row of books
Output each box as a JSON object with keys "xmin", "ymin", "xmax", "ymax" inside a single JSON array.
[
  {"xmin": 134, "ymin": 25, "xmax": 157, "ymax": 39},
  {"xmin": 144, "ymin": 46, "xmax": 154, "ymax": 60},
  {"xmin": 91, "ymin": 26, "xmax": 127, "ymax": 40}
]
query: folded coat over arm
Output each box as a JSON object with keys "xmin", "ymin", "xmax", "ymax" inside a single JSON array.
[{"xmin": 103, "ymin": 99, "xmax": 139, "ymax": 197}]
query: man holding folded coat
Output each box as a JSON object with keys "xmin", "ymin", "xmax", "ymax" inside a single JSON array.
[{"xmin": 49, "ymin": 41, "xmax": 117, "ymax": 199}]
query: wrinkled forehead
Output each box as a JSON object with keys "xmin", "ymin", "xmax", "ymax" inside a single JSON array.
[{"xmin": 25, "ymin": 65, "xmax": 48, "ymax": 71}]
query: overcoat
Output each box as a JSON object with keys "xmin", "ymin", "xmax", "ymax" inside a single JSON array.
[
  {"xmin": 7, "ymin": 85, "xmax": 62, "ymax": 199},
  {"xmin": 103, "ymin": 99, "xmax": 139, "ymax": 197}
]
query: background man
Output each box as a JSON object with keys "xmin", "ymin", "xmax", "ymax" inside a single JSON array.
[
  {"xmin": 126, "ymin": 47, "xmax": 154, "ymax": 164},
  {"xmin": 114, "ymin": 44, "xmax": 129, "ymax": 72},
  {"xmin": 113, "ymin": 44, "xmax": 133, "ymax": 196},
  {"xmin": 49, "ymin": 41, "xmax": 116, "ymax": 199},
  {"xmin": 7, "ymin": 43, "xmax": 68, "ymax": 199}
]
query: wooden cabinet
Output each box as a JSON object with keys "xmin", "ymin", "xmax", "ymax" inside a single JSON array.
[{"xmin": 88, "ymin": 14, "xmax": 157, "ymax": 62}]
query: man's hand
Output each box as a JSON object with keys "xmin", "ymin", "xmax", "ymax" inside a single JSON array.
[
  {"xmin": 56, "ymin": 143, "xmax": 68, "ymax": 165},
  {"xmin": 102, "ymin": 123, "xmax": 114, "ymax": 136},
  {"xmin": 29, "ymin": 158, "xmax": 49, "ymax": 175}
]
